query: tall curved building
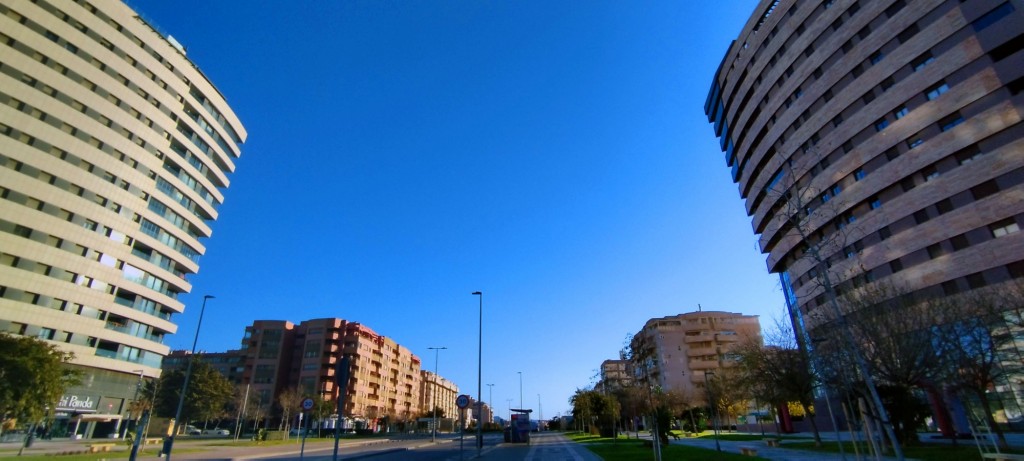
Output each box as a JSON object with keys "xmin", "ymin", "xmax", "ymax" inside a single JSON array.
[
  {"xmin": 0, "ymin": 0, "xmax": 245, "ymax": 437},
  {"xmin": 706, "ymin": 0, "xmax": 1023, "ymax": 329}
]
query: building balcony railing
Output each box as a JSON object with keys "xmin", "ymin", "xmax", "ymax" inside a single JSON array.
[{"xmin": 683, "ymin": 333, "xmax": 715, "ymax": 343}]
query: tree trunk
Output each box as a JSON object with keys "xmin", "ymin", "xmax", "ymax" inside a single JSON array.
[
  {"xmin": 975, "ymin": 389, "xmax": 1009, "ymax": 451},
  {"xmin": 802, "ymin": 400, "xmax": 823, "ymax": 447}
]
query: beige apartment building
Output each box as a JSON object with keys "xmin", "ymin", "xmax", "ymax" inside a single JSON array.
[
  {"xmin": 239, "ymin": 318, "xmax": 422, "ymax": 428},
  {"xmin": 598, "ymin": 359, "xmax": 633, "ymax": 391},
  {"xmin": 631, "ymin": 311, "xmax": 761, "ymax": 399},
  {"xmin": 0, "ymin": 0, "xmax": 245, "ymax": 438},
  {"xmin": 419, "ymin": 370, "xmax": 459, "ymax": 421}
]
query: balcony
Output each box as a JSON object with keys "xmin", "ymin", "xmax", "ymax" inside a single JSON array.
[
  {"xmin": 683, "ymin": 333, "xmax": 714, "ymax": 343},
  {"xmin": 690, "ymin": 359, "xmax": 719, "ymax": 370},
  {"xmin": 687, "ymin": 347, "xmax": 716, "ymax": 357}
]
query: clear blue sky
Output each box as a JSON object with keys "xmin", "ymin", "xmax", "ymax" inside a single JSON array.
[{"xmin": 131, "ymin": 0, "xmax": 772, "ymax": 418}]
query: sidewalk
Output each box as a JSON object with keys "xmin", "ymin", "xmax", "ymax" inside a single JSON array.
[{"xmin": 671, "ymin": 435, "xmax": 906, "ymax": 461}]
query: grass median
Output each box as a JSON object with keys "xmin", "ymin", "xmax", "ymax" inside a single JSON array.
[{"xmin": 565, "ymin": 431, "xmax": 766, "ymax": 460}]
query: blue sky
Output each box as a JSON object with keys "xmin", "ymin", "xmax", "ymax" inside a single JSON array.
[{"xmin": 131, "ymin": 0, "xmax": 773, "ymax": 418}]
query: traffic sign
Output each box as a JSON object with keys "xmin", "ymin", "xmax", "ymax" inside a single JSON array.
[
  {"xmin": 301, "ymin": 398, "xmax": 315, "ymax": 411},
  {"xmin": 455, "ymin": 394, "xmax": 470, "ymax": 409}
]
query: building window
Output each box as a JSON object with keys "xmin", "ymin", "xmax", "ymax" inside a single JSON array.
[
  {"xmin": 991, "ymin": 219, "xmax": 1020, "ymax": 238},
  {"xmin": 907, "ymin": 137, "xmax": 924, "ymax": 149},
  {"xmin": 939, "ymin": 113, "xmax": 964, "ymax": 132},
  {"xmin": 890, "ymin": 259, "xmax": 903, "ymax": 273},
  {"xmin": 912, "ymin": 52, "xmax": 935, "ymax": 71},
  {"xmin": 894, "ymin": 106, "xmax": 909, "ymax": 119},
  {"xmin": 925, "ymin": 82, "xmax": 950, "ymax": 100},
  {"xmin": 973, "ymin": 2, "xmax": 1015, "ymax": 31},
  {"xmin": 875, "ymin": 118, "xmax": 890, "ymax": 132},
  {"xmin": 869, "ymin": 197, "xmax": 881, "ymax": 209},
  {"xmin": 854, "ymin": 169, "xmax": 866, "ymax": 181}
]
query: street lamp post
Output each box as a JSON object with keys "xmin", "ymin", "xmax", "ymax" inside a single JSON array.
[
  {"xmin": 428, "ymin": 346, "xmax": 447, "ymax": 442},
  {"xmin": 122, "ymin": 370, "xmax": 144, "ymax": 439},
  {"xmin": 517, "ymin": 372, "xmax": 523, "ymax": 410},
  {"xmin": 471, "ymin": 291, "xmax": 483, "ymax": 458},
  {"xmin": 164, "ymin": 294, "xmax": 214, "ymax": 461},
  {"xmin": 486, "ymin": 384, "xmax": 494, "ymax": 425},
  {"xmin": 704, "ymin": 370, "xmax": 721, "ymax": 452}
]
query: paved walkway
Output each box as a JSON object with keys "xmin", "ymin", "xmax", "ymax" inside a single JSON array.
[{"xmin": 671, "ymin": 435, "xmax": 905, "ymax": 461}]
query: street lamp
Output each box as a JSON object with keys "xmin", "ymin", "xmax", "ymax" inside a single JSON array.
[
  {"xmin": 704, "ymin": 370, "xmax": 721, "ymax": 452},
  {"xmin": 428, "ymin": 346, "xmax": 447, "ymax": 442},
  {"xmin": 164, "ymin": 294, "xmax": 214, "ymax": 461},
  {"xmin": 471, "ymin": 291, "xmax": 483, "ymax": 457},
  {"xmin": 486, "ymin": 384, "xmax": 494, "ymax": 425},
  {"xmin": 517, "ymin": 371, "xmax": 523, "ymax": 410}
]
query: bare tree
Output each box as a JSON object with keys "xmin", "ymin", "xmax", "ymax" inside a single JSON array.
[
  {"xmin": 762, "ymin": 155, "xmax": 906, "ymax": 460},
  {"xmin": 933, "ymin": 285, "xmax": 1024, "ymax": 451},
  {"xmin": 836, "ymin": 284, "xmax": 951, "ymax": 445},
  {"xmin": 277, "ymin": 387, "xmax": 301, "ymax": 432}
]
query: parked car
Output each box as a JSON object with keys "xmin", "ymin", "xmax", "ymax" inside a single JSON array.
[
  {"xmin": 203, "ymin": 428, "xmax": 230, "ymax": 436},
  {"xmin": 185, "ymin": 426, "xmax": 201, "ymax": 436}
]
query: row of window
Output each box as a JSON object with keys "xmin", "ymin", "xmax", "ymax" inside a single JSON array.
[
  {"xmin": 787, "ymin": 140, "xmax": 1018, "ymax": 290},
  {"xmin": 40, "ymin": 0, "xmax": 242, "ymax": 147},
  {"xmin": 749, "ymin": 1, "xmax": 1020, "ymax": 218},
  {"xmin": 0, "ymin": 21, "xmax": 223, "ymax": 206},
  {"xmin": 0, "ymin": 116, "xmax": 203, "ymax": 265}
]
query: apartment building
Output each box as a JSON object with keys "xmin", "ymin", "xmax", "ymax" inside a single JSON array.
[
  {"xmin": 419, "ymin": 370, "xmax": 459, "ymax": 421},
  {"xmin": 598, "ymin": 359, "xmax": 633, "ymax": 391},
  {"xmin": 0, "ymin": 0, "xmax": 245, "ymax": 438},
  {"xmin": 630, "ymin": 311, "xmax": 761, "ymax": 398},
  {"xmin": 704, "ymin": 0, "xmax": 1023, "ymax": 332},
  {"xmin": 237, "ymin": 318, "xmax": 422, "ymax": 427}
]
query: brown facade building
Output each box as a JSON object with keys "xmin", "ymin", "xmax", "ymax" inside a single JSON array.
[
  {"xmin": 238, "ymin": 318, "xmax": 422, "ymax": 426},
  {"xmin": 705, "ymin": 0, "xmax": 1024, "ymax": 334},
  {"xmin": 630, "ymin": 311, "xmax": 761, "ymax": 399}
]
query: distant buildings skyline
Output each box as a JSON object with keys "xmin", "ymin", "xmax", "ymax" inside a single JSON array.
[
  {"xmin": 0, "ymin": 0, "xmax": 245, "ymax": 439},
  {"xmin": 166, "ymin": 316, "xmax": 479, "ymax": 430}
]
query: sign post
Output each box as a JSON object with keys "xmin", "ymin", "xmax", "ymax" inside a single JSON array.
[
  {"xmin": 456, "ymin": 394, "xmax": 470, "ymax": 461},
  {"xmin": 332, "ymin": 356, "xmax": 351, "ymax": 461},
  {"xmin": 299, "ymin": 398, "xmax": 314, "ymax": 460}
]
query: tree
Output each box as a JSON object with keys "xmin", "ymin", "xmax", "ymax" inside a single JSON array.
[
  {"xmin": 0, "ymin": 334, "xmax": 81, "ymax": 433},
  {"xmin": 153, "ymin": 360, "xmax": 233, "ymax": 427},
  {"xmin": 569, "ymin": 389, "xmax": 618, "ymax": 437},
  {"xmin": 427, "ymin": 406, "xmax": 446, "ymax": 419},
  {"xmin": 934, "ymin": 286, "xmax": 1024, "ymax": 451},
  {"xmin": 762, "ymin": 154, "xmax": 905, "ymax": 460},
  {"xmin": 733, "ymin": 324, "xmax": 822, "ymax": 444},
  {"xmin": 276, "ymin": 387, "xmax": 302, "ymax": 432},
  {"xmin": 835, "ymin": 284, "xmax": 952, "ymax": 445}
]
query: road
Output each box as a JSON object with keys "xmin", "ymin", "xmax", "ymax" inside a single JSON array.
[{"xmin": 173, "ymin": 432, "xmax": 600, "ymax": 461}]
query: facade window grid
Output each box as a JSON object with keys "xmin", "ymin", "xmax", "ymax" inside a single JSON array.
[{"xmin": 0, "ymin": 29, "xmax": 225, "ymax": 203}]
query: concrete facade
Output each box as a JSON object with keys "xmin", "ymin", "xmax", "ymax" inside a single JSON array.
[
  {"xmin": 630, "ymin": 311, "xmax": 761, "ymax": 399},
  {"xmin": 0, "ymin": 0, "xmax": 245, "ymax": 438},
  {"xmin": 419, "ymin": 370, "xmax": 460, "ymax": 421}
]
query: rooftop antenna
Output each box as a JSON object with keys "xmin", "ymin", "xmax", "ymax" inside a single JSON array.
[{"xmin": 698, "ymin": 303, "xmax": 702, "ymax": 312}]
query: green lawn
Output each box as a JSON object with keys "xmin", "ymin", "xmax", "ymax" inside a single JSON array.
[
  {"xmin": 784, "ymin": 440, "xmax": 1024, "ymax": 461},
  {"xmin": 566, "ymin": 432, "xmax": 766, "ymax": 461}
]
